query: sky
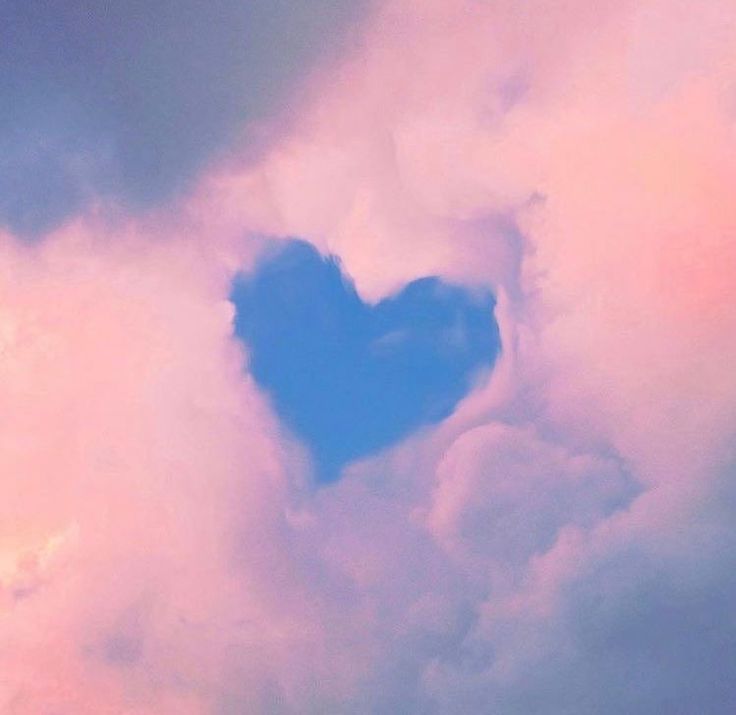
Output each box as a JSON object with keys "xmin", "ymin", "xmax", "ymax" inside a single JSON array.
[
  {"xmin": 1, "ymin": 1, "xmax": 736, "ymax": 713},
  {"xmin": 231, "ymin": 239, "xmax": 499, "ymax": 482}
]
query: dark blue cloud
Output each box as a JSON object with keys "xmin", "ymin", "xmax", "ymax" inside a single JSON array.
[
  {"xmin": 230, "ymin": 240, "xmax": 500, "ymax": 483},
  {"xmin": 0, "ymin": 0, "xmax": 367, "ymax": 236}
]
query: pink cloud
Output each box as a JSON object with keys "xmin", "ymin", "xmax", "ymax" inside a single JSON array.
[{"xmin": 2, "ymin": 0, "xmax": 736, "ymax": 711}]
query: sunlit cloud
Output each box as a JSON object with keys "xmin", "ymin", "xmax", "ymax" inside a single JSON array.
[{"xmin": 1, "ymin": 0, "xmax": 735, "ymax": 712}]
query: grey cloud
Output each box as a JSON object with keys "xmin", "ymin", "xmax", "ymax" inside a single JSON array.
[
  {"xmin": 425, "ymin": 490, "xmax": 736, "ymax": 715},
  {"xmin": 0, "ymin": 0, "xmax": 367, "ymax": 236}
]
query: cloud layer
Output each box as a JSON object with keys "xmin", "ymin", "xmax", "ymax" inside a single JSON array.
[
  {"xmin": 0, "ymin": 0, "xmax": 367, "ymax": 235},
  {"xmin": 1, "ymin": 0, "xmax": 736, "ymax": 712}
]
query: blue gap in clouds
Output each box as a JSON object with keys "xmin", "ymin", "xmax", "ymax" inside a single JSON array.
[{"xmin": 230, "ymin": 240, "xmax": 500, "ymax": 483}]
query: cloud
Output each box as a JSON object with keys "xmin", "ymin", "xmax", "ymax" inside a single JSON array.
[
  {"xmin": 0, "ymin": 222, "xmax": 302, "ymax": 711},
  {"xmin": 425, "ymin": 423, "xmax": 638, "ymax": 573},
  {"xmin": 1, "ymin": 0, "xmax": 736, "ymax": 712},
  {"xmin": 0, "ymin": 0, "xmax": 368, "ymax": 236}
]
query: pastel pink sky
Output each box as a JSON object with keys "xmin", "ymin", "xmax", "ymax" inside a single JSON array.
[{"xmin": 2, "ymin": 0, "xmax": 736, "ymax": 712}]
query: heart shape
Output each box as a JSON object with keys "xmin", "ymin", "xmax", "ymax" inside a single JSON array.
[{"xmin": 231, "ymin": 240, "xmax": 500, "ymax": 482}]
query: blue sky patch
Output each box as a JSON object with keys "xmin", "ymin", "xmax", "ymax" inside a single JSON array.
[{"xmin": 231, "ymin": 240, "xmax": 500, "ymax": 483}]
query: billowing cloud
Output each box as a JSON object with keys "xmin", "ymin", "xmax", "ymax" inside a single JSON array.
[{"xmin": 1, "ymin": 0, "xmax": 736, "ymax": 712}]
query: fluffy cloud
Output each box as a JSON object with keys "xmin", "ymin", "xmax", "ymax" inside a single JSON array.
[
  {"xmin": 1, "ymin": 0, "xmax": 736, "ymax": 712},
  {"xmin": 0, "ymin": 223, "xmax": 302, "ymax": 712}
]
